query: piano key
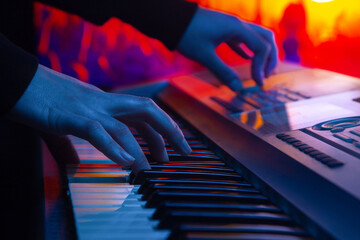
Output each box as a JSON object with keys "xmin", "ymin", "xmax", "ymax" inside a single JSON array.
[
  {"xmin": 135, "ymin": 137, "xmax": 203, "ymax": 145},
  {"xmin": 138, "ymin": 141, "xmax": 209, "ymax": 150},
  {"xmin": 141, "ymin": 147, "xmax": 216, "ymax": 155},
  {"xmin": 131, "ymin": 170, "xmax": 243, "ymax": 185},
  {"xmin": 150, "ymin": 161, "xmax": 226, "ymax": 166},
  {"xmin": 149, "ymin": 165, "xmax": 236, "ymax": 173},
  {"xmin": 67, "ymin": 112, "xmax": 314, "ymax": 240},
  {"xmin": 174, "ymin": 223, "xmax": 309, "ymax": 237},
  {"xmin": 145, "ymin": 153, "xmax": 221, "ymax": 162},
  {"xmin": 177, "ymin": 232, "xmax": 311, "ymax": 240},
  {"xmin": 153, "ymin": 202, "xmax": 281, "ymax": 219},
  {"xmin": 138, "ymin": 179, "xmax": 252, "ymax": 194},
  {"xmin": 142, "ymin": 185, "xmax": 261, "ymax": 202},
  {"xmin": 145, "ymin": 192, "xmax": 269, "ymax": 208},
  {"xmin": 158, "ymin": 211, "xmax": 293, "ymax": 228}
]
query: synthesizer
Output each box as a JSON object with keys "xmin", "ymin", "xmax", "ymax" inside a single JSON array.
[{"xmin": 44, "ymin": 62, "xmax": 360, "ymax": 240}]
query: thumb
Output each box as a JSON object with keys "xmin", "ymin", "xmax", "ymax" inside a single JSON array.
[{"xmin": 199, "ymin": 51, "xmax": 243, "ymax": 91}]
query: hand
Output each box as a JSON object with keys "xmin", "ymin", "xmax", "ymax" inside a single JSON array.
[
  {"xmin": 8, "ymin": 65, "xmax": 191, "ymax": 173},
  {"xmin": 177, "ymin": 7, "xmax": 278, "ymax": 91}
]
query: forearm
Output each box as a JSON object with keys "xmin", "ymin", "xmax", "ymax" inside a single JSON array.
[
  {"xmin": 0, "ymin": 33, "xmax": 38, "ymax": 116},
  {"xmin": 38, "ymin": 0, "xmax": 198, "ymax": 50}
]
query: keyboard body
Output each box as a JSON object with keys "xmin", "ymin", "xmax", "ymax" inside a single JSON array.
[{"xmin": 44, "ymin": 62, "xmax": 360, "ymax": 240}]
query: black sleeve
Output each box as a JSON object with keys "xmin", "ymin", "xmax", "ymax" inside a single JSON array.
[
  {"xmin": 38, "ymin": 0, "xmax": 198, "ymax": 50},
  {"xmin": 0, "ymin": 32, "xmax": 38, "ymax": 116}
]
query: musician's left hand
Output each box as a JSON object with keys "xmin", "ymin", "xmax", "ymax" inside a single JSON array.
[
  {"xmin": 177, "ymin": 7, "xmax": 278, "ymax": 91},
  {"xmin": 8, "ymin": 65, "xmax": 191, "ymax": 174}
]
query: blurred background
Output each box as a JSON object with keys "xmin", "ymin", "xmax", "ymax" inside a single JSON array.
[{"xmin": 34, "ymin": 0, "xmax": 360, "ymax": 89}]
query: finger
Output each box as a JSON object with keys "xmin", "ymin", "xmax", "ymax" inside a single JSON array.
[
  {"xmin": 113, "ymin": 98, "xmax": 191, "ymax": 156},
  {"xmin": 247, "ymin": 23, "xmax": 278, "ymax": 77},
  {"xmin": 98, "ymin": 115, "xmax": 151, "ymax": 174},
  {"xmin": 234, "ymin": 24, "xmax": 271, "ymax": 85},
  {"xmin": 57, "ymin": 111, "xmax": 136, "ymax": 167},
  {"xmin": 227, "ymin": 41, "xmax": 252, "ymax": 60},
  {"xmin": 197, "ymin": 49, "xmax": 243, "ymax": 91},
  {"xmin": 41, "ymin": 133, "xmax": 80, "ymax": 165},
  {"xmin": 129, "ymin": 121, "xmax": 168, "ymax": 163}
]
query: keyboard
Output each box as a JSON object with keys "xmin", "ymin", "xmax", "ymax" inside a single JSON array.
[
  {"xmin": 67, "ymin": 112, "xmax": 313, "ymax": 240},
  {"xmin": 43, "ymin": 62, "xmax": 360, "ymax": 240}
]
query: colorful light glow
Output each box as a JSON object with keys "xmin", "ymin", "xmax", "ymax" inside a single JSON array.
[{"xmin": 34, "ymin": 0, "xmax": 360, "ymax": 88}]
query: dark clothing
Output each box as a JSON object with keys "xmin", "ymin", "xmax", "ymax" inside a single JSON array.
[{"xmin": 0, "ymin": 0, "xmax": 198, "ymax": 116}]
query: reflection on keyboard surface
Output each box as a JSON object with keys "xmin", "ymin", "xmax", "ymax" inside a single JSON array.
[
  {"xmin": 67, "ymin": 112, "xmax": 312, "ymax": 240},
  {"xmin": 211, "ymin": 87, "xmax": 311, "ymax": 114}
]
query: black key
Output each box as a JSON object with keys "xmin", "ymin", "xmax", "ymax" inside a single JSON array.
[
  {"xmin": 142, "ymin": 185, "xmax": 260, "ymax": 201},
  {"xmin": 174, "ymin": 223, "xmax": 309, "ymax": 236},
  {"xmin": 175, "ymin": 231, "xmax": 312, "ymax": 240},
  {"xmin": 146, "ymin": 192, "xmax": 268, "ymax": 208},
  {"xmin": 139, "ymin": 141, "xmax": 209, "ymax": 150},
  {"xmin": 158, "ymin": 211, "xmax": 293, "ymax": 228},
  {"xmin": 149, "ymin": 165, "xmax": 235, "ymax": 173},
  {"xmin": 138, "ymin": 179, "xmax": 252, "ymax": 194},
  {"xmin": 142, "ymin": 148, "xmax": 217, "ymax": 155},
  {"xmin": 131, "ymin": 170, "xmax": 242, "ymax": 185},
  {"xmin": 151, "ymin": 162, "xmax": 226, "ymax": 166},
  {"xmin": 145, "ymin": 153, "xmax": 221, "ymax": 161},
  {"xmin": 153, "ymin": 202, "xmax": 281, "ymax": 219}
]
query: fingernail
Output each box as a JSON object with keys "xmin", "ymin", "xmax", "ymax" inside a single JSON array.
[
  {"xmin": 228, "ymin": 80, "xmax": 243, "ymax": 92},
  {"xmin": 181, "ymin": 138, "xmax": 192, "ymax": 155},
  {"xmin": 120, "ymin": 151, "xmax": 135, "ymax": 163}
]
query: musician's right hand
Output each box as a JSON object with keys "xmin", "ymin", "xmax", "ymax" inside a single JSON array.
[
  {"xmin": 7, "ymin": 64, "xmax": 192, "ymax": 174},
  {"xmin": 177, "ymin": 7, "xmax": 278, "ymax": 91}
]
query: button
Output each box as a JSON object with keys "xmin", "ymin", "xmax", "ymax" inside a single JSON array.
[
  {"xmin": 355, "ymin": 142, "xmax": 360, "ymax": 149},
  {"xmin": 325, "ymin": 160, "xmax": 344, "ymax": 168},
  {"xmin": 303, "ymin": 148, "xmax": 317, "ymax": 154},
  {"xmin": 285, "ymin": 137, "xmax": 299, "ymax": 143},
  {"xmin": 292, "ymin": 141, "xmax": 306, "ymax": 147},
  {"xmin": 276, "ymin": 133, "xmax": 288, "ymax": 139},
  {"xmin": 308, "ymin": 150, "xmax": 323, "ymax": 157},
  {"xmin": 333, "ymin": 133, "xmax": 354, "ymax": 143},
  {"xmin": 315, "ymin": 153, "xmax": 330, "ymax": 161},
  {"xmin": 330, "ymin": 127, "xmax": 344, "ymax": 133},
  {"xmin": 350, "ymin": 130, "xmax": 360, "ymax": 137},
  {"xmin": 298, "ymin": 145, "xmax": 312, "ymax": 151}
]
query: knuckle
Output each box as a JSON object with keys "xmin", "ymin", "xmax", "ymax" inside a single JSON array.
[
  {"xmin": 113, "ymin": 122, "xmax": 130, "ymax": 135},
  {"xmin": 142, "ymin": 97, "xmax": 158, "ymax": 114},
  {"xmin": 259, "ymin": 41, "xmax": 271, "ymax": 54},
  {"xmin": 86, "ymin": 121, "xmax": 102, "ymax": 134},
  {"xmin": 264, "ymin": 29, "xmax": 275, "ymax": 40},
  {"xmin": 142, "ymin": 97, "xmax": 156, "ymax": 108}
]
